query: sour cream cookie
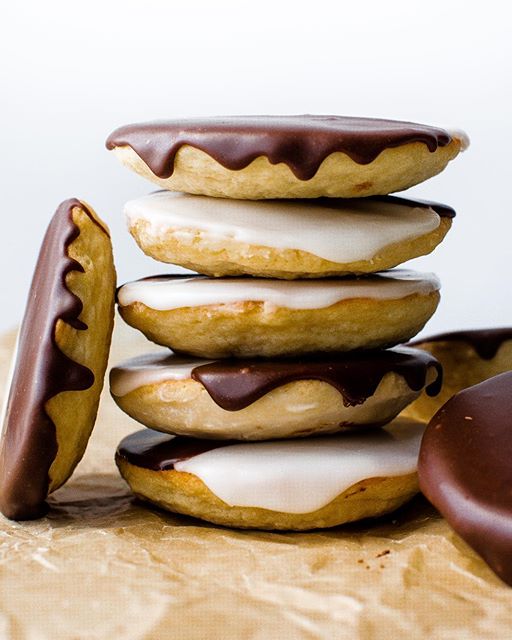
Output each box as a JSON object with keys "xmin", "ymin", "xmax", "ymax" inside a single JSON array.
[
  {"xmin": 116, "ymin": 418, "xmax": 424, "ymax": 530},
  {"xmin": 125, "ymin": 192, "xmax": 455, "ymax": 278},
  {"xmin": 106, "ymin": 115, "xmax": 468, "ymax": 199},
  {"xmin": 0, "ymin": 199, "xmax": 116, "ymax": 520},
  {"xmin": 116, "ymin": 271, "xmax": 441, "ymax": 358},
  {"xmin": 109, "ymin": 347, "xmax": 441, "ymax": 440},
  {"xmin": 419, "ymin": 372, "xmax": 512, "ymax": 585},
  {"xmin": 403, "ymin": 328, "xmax": 512, "ymax": 423}
]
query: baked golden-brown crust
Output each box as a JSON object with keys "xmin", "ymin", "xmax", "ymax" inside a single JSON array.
[
  {"xmin": 116, "ymin": 456, "xmax": 419, "ymax": 530},
  {"xmin": 402, "ymin": 338, "xmax": 512, "ymax": 424},
  {"xmin": 112, "ymin": 139, "xmax": 463, "ymax": 199},
  {"xmin": 118, "ymin": 292, "xmax": 440, "ymax": 358},
  {"xmin": 47, "ymin": 203, "xmax": 116, "ymax": 491},
  {"xmin": 111, "ymin": 370, "xmax": 438, "ymax": 440},
  {"xmin": 127, "ymin": 215, "xmax": 452, "ymax": 279}
]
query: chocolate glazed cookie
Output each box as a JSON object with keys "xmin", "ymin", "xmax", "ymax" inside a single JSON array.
[
  {"xmin": 109, "ymin": 347, "xmax": 442, "ymax": 440},
  {"xmin": 419, "ymin": 372, "xmax": 512, "ymax": 585},
  {"xmin": 106, "ymin": 115, "xmax": 468, "ymax": 198},
  {"xmin": 403, "ymin": 327, "xmax": 512, "ymax": 423},
  {"xmin": 0, "ymin": 199, "xmax": 115, "ymax": 520}
]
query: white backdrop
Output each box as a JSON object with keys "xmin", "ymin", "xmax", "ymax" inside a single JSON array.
[{"xmin": 1, "ymin": 0, "xmax": 511, "ymax": 334}]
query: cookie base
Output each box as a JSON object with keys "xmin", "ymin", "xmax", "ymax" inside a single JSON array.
[
  {"xmin": 128, "ymin": 216, "xmax": 452, "ymax": 279},
  {"xmin": 47, "ymin": 203, "xmax": 115, "ymax": 491},
  {"xmin": 119, "ymin": 292, "xmax": 440, "ymax": 358},
  {"xmin": 113, "ymin": 139, "xmax": 462, "ymax": 199},
  {"xmin": 116, "ymin": 457, "xmax": 419, "ymax": 530},
  {"xmin": 112, "ymin": 372, "xmax": 435, "ymax": 440}
]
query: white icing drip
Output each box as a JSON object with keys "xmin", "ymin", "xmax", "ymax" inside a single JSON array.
[
  {"xmin": 110, "ymin": 352, "xmax": 213, "ymax": 397},
  {"xmin": 446, "ymin": 127, "xmax": 470, "ymax": 151},
  {"xmin": 174, "ymin": 418, "xmax": 424, "ymax": 513},
  {"xmin": 117, "ymin": 271, "xmax": 441, "ymax": 312},
  {"xmin": 125, "ymin": 192, "xmax": 442, "ymax": 263}
]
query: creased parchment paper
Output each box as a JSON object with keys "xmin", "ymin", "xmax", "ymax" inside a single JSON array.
[{"xmin": 0, "ymin": 322, "xmax": 511, "ymax": 640}]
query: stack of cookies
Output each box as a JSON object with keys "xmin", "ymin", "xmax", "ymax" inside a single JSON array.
[{"xmin": 107, "ymin": 115, "xmax": 468, "ymax": 530}]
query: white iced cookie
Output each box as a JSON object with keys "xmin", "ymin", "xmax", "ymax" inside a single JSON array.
[
  {"xmin": 109, "ymin": 347, "xmax": 442, "ymax": 440},
  {"xmin": 125, "ymin": 192, "xmax": 455, "ymax": 278},
  {"xmin": 116, "ymin": 271, "xmax": 441, "ymax": 358},
  {"xmin": 115, "ymin": 418, "xmax": 424, "ymax": 530},
  {"xmin": 106, "ymin": 116, "xmax": 468, "ymax": 199}
]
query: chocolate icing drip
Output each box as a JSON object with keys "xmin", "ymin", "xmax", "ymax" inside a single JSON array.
[
  {"xmin": 106, "ymin": 115, "xmax": 452, "ymax": 181},
  {"xmin": 0, "ymin": 199, "xmax": 103, "ymax": 520},
  {"xmin": 410, "ymin": 327, "xmax": 512, "ymax": 360},
  {"xmin": 190, "ymin": 347, "xmax": 442, "ymax": 411},
  {"xmin": 116, "ymin": 430, "xmax": 229, "ymax": 472},
  {"xmin": 419, "ymin": 372, "xmax": 512, "ymax": 586}
]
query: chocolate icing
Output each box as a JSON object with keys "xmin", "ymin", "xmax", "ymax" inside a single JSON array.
[
  {"xmin": 410, "ymin": 328, "xmax": 512, "ymax": 360},
  {"xmin": 106, "ymin": 115, "xmax": 452, "ymax": 181},
  {"xmin": 418, "ymin": 372, "xmax": 512, "ymax": 586},
  {"xmin": 116, "ymin": 430, "xmax": 228, "ymax": 472},
  {"xmin": 370, "ymin": 195, "xmax": 455, "ymax": 219},
  {"xmin": 190, "ymin": 346, "xmax": 442, "ymax": 411},
  {"xmin": 0, "ymin": 199, "xmax": 108, "ymax": 520}
]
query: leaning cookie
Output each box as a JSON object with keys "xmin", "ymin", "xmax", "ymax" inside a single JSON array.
[
  {"xmin": 106, "ymin": 116, "xmax": 468, "ymax": 199},
  {"xmin": 117, "ymin": 271, "xmax": 441, "ymax": 358},
  {"xmin": 126, "ymin": 192, "xmax": 455, "ymax": 278},
  {"xmin": 0, "ymin": 199, "xmax": 116, "ymax": 520},
  {"xmin": 402, "ymin": 328, "xmax": 512, "ymax": 423},
  {"xmin": 116, "ymin": 418, "xmax": 424, "ymax": 530},
  {"xmin": 109, "ymin": 348, "xmax": 441, "ymax": 440}
]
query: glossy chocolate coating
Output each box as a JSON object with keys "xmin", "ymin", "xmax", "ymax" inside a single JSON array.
[
  {"xmin": 410, "ymin": 327, "xmax": 512, "ymax": 360},
  {"xmin": 116, "ymin": 430, "xmax": 228, "ymax": 472},
  {"xmin": 106, "ymin": 115, "xmax": 452, "ymax": 181},
  {"xmin": 419, "ymin": 372, "xmax": 512, "ymax": 586},
  {"xmin": 0, "ymin": 199, "xmax": 107, "ymax": 520},
  {"xmin": 191, "ymin": 347, "xmax": 442, "ymax": 411}
]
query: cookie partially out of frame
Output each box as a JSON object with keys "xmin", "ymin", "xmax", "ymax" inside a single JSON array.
[
  {"xmin": 109, "ymin": 347, "xmax": 442, "ymax": 440},
  {"xmin": 0, "ymin": 199, "xmax": 116, "ymax": 520},
  {"xmin": 116, "ymin": 271, "xmax": 441, "ymax": 358},
  {"xmin": 115, "ymin": 418, "xmax": 424, "ymax": 531},
  {"xmin": 419, "ymin": 372, "xmax": 512, "ymax": 586},
  {"xmin": 106, "ymin": 115, "xmax": 468, "ymax": 199},
  {"xmin": 403, "ymin": 328, "xmax": 512, "ymax": 423}
]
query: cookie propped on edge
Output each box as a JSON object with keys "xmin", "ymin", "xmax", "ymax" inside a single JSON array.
[{"xmin": 0, "ymin": 198, "xmax": 116, "ymax": 520}]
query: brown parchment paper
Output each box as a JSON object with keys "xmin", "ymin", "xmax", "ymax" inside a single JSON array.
[{"xmin": 1, "ymin": 323, "xmax": 512, "ymax": 640}]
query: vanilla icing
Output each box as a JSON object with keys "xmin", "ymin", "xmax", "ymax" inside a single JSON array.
[
  {"xmin": 117, "ymin": 271, "xmax": 440, "ymax": 312},
  {"xmin": 175, "ymin": 418, "xmax": 423, "ymax": 513},
  {"xmin": 110, "ymin": 352, "xmax": 213, "ymax": 397},
  {"xmin": 446, "ymin": 128, "xmax": 471, "ymax": 151},
  {"xmin": 125, "ymin": 192, "xmax": 443, "ymax": 263}
]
